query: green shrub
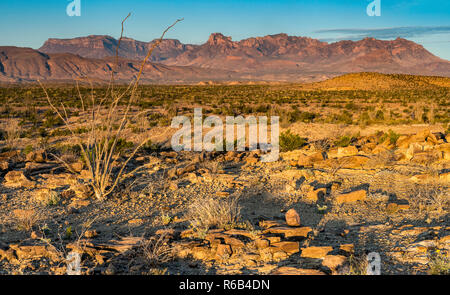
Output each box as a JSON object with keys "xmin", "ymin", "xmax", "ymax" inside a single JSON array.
[
  {"xmin": 46, "ymin": 191, "xmax": 61, "ymax": 206},
  {"xmin": 333, "ymin": 110, "xmax": 353, "ymax": 125},
  {"xmin": 429, "ymin": 251, "xmax": 450, "ymax": 275},
  {"xmin": 375, "ymin": 110, "xmax": 385, "ymax": 121},
  {"xmin": 140, "ymin": 139, "xmax": 159, "ymax": 153},
  {"xmin": 298, "ymin": 111, "xmax": 318, "ymax": 123},
  {"xmin": 43, "ymin": 110, "xmax": 64, "ymax": 128},
  {"xmin": 22, "ymin": 145, "xmax": 33, "ymax": 155},
  {"xmin": 105, "ymin": 137, "xmax": 134, "ymax": 156},
  {"xmin": 379, "ymin": 129, "xmax": 400, "ymax": 145},
  {"xmin": 345, "ymin": 102, "xmax": 357, "ymax": 110},
  {"xmin": 334, "ymin": 133, "xmax": 359, "ymax": 147},
  {"xmin": 50, "ymin": 127, "xmax": 88, "ymax": 137},
  {"xmin": 279, "ymin": 130, "xmax": 307, "ymax": 152}
]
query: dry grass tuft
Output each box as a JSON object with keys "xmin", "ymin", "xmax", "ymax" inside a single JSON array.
[
  {"xmin": 3, "ymin": 119, "xmax": 21, "ymax": 149},
  {"xmin": 345, "ymin": 254, "xmax": 369, "ymax": 275},
  {"xmin": 186, "ymin": 195, "xmax": 241, "ymax": 231},
  {"xmin": 366, "ymin": 150, "xmax": 397, "ymax": 168},
  {"xmin": 139, "ymin": 233, "xmax": 173, "ymax": 267},
  {"xmin": 410, "ymin": 182, "xmax": 449, "ymax": 214},
  {"xmin": 428, "ymin": 251, "xmax": 450, "ymax": 275},
  {"xmin": 11, "ymin": 209, "xmax": 40, "ymax": 231}
]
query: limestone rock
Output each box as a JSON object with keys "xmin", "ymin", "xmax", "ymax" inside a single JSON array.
[
  {"xmin": 3, "ymin": 170, "xmax": 36, "ymax": 188},
  {"xmin": 216, "ymin": 244, "xmax": 232, "ymax": 258},
  {"xmin": 270, "ymin": 241, "xmax": 299, "ymax": 255},
  {"xmin": 0, "ymin": 160, "xmax": 9, "ymax": 171},
  {"xmin": 335, "ymin": 190, "xmax": 367, "ymax": 204},
  {"xmin": 300, "ymin": 246, "xmax": 333, "ymax": 259},
  {"xmin": 265, "ymin": 226, "xmax": 312, "ymax": 238},
  {"xmin": 439, "ymin": 172, "xmax": 450, "ymax": 182},
  {"xmin": 285, "ymin": 208, "xmax": 301, "ymax": 226},
  {"xmin": 255, "ymin": 239, "xmax": 270, "ymax": 249},
  {"xmin": 322, "ymin": 255, "xmax": 347, "ymax": 271},
  {"xmin": 25, "ymin": 150, "xmax": 45, "ymax": 163},
  {"xmin": 306, "ymin": 188, "xmax": 326, "ymax": 202},
  {"xmin": 9, "ymin": 244, "xmax": 60, "ymax": 262}
]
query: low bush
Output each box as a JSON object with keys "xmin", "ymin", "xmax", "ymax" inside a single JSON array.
[{"xmin": 279, "ymin": 130, "xmax": 307, "ymax": 152}]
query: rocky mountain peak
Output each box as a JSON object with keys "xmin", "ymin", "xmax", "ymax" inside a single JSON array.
[{"xmin": 207, "ymin": 33, "xmax": 233, "ymax": 46}]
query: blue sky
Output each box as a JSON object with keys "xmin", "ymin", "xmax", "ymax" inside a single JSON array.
[{"xmin": 0, "ymin": 0, "xmax": 449, "ymax": 59}]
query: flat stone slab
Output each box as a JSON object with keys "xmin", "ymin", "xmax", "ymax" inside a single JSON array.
[{"xmin": 264, "ymin": 226, "xmax": 312, "ymax": 238}]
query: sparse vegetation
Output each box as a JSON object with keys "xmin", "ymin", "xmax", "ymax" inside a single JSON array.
[
  {"xmin": 3, "ymin": 119, "xmax": 21, "ymax": 149},
  {"xmin": 39, "ymin": 17, "xmax": 183, "ymax": 200},
  {"xmin": 11, "ymin": 209, "xmax": 40, "ymax": 232},
  {"xmin": 379, "ymin": 129, "xmax": 400, "ymax": 145},
  {"xmin": 410, "ymin": 182, "xmax": 449, "ymax": 214},
  {"xmin": 0, "ymin": 71, "xmax": 448, "ymax": 275},
  {"xmin": 428, "ymin": 251, "xmax": 450, "ymax": 275},
  {"xmin": 346, "ymin": 254, "xmax": 369, "ymax": 275},
  {"xmin": 139, "ymin": 233, "xmax": 173, "ymax": 267},
  {"xmin": 186, "ymin": 195, "xmax": 241, "ymax": 231},
  {"xmin": 279, "ymin": 130, "xmax": 307, "ymax": 152}
]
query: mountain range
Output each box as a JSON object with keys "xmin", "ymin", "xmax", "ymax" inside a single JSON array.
[{"xmin": 1, "ymin": 33, "xmax": 449, "ymax": 83}]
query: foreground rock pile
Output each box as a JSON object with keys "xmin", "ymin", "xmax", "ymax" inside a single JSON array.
[{"xmin": 0, "ymin": 128, "xmax": 448, "ymax": 274}]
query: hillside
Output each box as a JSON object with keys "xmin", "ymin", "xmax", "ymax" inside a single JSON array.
[
  {"xmin": 0, "ymin": 46, "xmax": 233, "ymax": 83},
  {"xmin": 304, "ymin": 72, "xmax": 450, "ymax": 90}
]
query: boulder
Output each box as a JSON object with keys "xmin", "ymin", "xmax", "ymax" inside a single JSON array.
[
  {"xmin": 192, "ymin": 246, "xmax": 211, "ymax": 260},
  {"xmin": 265, "ymin": 226, "xmax": 312, "ymax": 238},
  {"xmin": 339, "ymin": 244, "xmax": 355, "ymax": 254},
  {"xmin": 397, "ymin": 129, "xmax": 438, "ymax": 149},
  {"xmin": 25, "ymin": 150, "xmax": 45, "ymax": 163},
  {"xmin": 296, "ymin": 152, "xmax": 326, "ymax": 167},
  {"xmin": 371, "ymin": 145, "xmax": 390, "ymax": 154},
  {"xmin": 296, "ymin": 153, "xmax": 313, "ymax": 167},
  {"xmin": 285, "ymin": 209, "xmax": 301, "ymax": 226},
  {"xmin": 255, "ymin": 239, "xmax": 270, "ymax": 249},
  {"xmin": 306, "ymin": 188, "xmax": 326, "ymax": 202},
  {"xmin": 322, "ymin": 255, "xmax": 348, "ymax": 271},
  {"xmin": 316, "ymin": 155, "xmax": 369, "ymax": 169},
  {"xmin": 0, "ymin": 160, "xmax": 9, "ymax": 171},
  {"xmin": 270, "ymin": 241, "xmax": 300, "ymax": 255},
  {"xmin": 3, "ymin": 170, "xmax": 36, "ymax": 188},
  {"xmin": 281, "ymin": 150, "xmax": 308, "ymax": 162},
  {"xmin": 9, "ymin": 244, "xmax": 60, "ymax": 262},
  {"xmin": 339, "ymin": 155, "xmax": 369, "ymax": 168},
  {"xmin": 436, "ymin": 143, "xmax": 450, "ymax": 160},
  {"xmin": 439, "ymin": 172, "xmax": 450, "ymax": 182},
  {"xmin": 300, "ymin": 246, "xmax": 333, "ymax": 259},
  {"xmin": 69, "ymin": 161, "xmax": 84, "ymax": 173},
  {"xmin": 335, "ymin": 190, "xmax": 367, "ymax": 204},
  {"xmin": 411, "ymin": 151, "xmax": 441, "ymax": 164},
  {"xmin": 337, "ymin": 146, "xmax": 359, "ymax": 157},
  {"xmin": 215, "ymin": 244, "xmax": 232, "ymax": 258}
]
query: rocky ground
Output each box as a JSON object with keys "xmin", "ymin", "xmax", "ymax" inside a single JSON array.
[{"xmin": 0, "ymin": 128, "xmax": 449, "ymax": 275}]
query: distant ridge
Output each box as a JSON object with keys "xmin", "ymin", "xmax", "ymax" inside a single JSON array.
[
  {"xmin": 304, "ymin": 72, "xmax": 450, "ymax": 90},
  {"xmin": 0, "ymin": 33, "xmax": 449, "ymax": 83}
]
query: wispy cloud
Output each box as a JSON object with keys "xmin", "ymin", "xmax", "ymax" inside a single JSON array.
[{"xmin": 315, "ymin": 26, "xmax": 450, "ymax": 42}]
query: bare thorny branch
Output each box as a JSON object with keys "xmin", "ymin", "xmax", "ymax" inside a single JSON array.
[{"xmin": 39, "ymin": 15, "xmax": 183, "ymax": 199}]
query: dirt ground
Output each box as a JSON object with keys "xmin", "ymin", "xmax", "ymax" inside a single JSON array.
[{"xmin": 0, "ymin": 122, "xmax": 449, "ymax": 275}]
